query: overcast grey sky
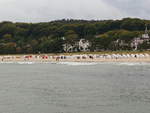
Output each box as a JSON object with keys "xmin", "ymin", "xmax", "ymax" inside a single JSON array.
[{"xmin": 0, "ymin": 0, "xmax": 149, "ymax": 22}]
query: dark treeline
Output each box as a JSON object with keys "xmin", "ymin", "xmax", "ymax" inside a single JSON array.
[{"xmin": 0, "ymin": 18, "xmax": 150, "ymax": 54}]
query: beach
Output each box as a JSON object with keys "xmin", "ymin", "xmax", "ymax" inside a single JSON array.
[{"xmin": 1, "ymin": 53, "xmax": 150, "ymax": 63}]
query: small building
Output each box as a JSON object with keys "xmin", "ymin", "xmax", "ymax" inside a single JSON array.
[
  {"xmin": 131, "ymin": 26, "xmax": 150, "ymax": 50},
  {"xmin": 63, "ymin": 43, "xmax": 76, "ymax": 52},
  {"xmin": 63, "ymin": 39, "xmax": 90, "ymax": 52},
  {"xmin": 78, "ymin": 39, "xmax": 90, "ymax": 52}
]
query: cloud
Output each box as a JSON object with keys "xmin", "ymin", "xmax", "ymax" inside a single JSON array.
[
  {"xmin": 0, "ymin": 0, "xmax": 149, "ymax": 22},
  {"xmin": 104, "ymin": 0, "xmax": 150, "ymax": 19}
]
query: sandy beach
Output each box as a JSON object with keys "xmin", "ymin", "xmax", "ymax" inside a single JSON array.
[{"xmin": 1, "ymin": 53, "xmax": 150, "ymax": 63}]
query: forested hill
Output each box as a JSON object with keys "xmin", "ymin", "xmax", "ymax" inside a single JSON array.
[{"xmin": 0, "ymin": 18, "xmax": 150, "ymax": 54}]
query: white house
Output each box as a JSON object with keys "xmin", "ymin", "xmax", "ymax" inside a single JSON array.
[
  {"xmin": 63, "ymin": 39, "xmax": 91, "ymax": 52},
  {"xmin": 78, "ymin": 39, "xmax": 90, "ymax": 52},
  {"xmin": 131, "ymin": 26, "xmax": 150, "ymax": 50}
]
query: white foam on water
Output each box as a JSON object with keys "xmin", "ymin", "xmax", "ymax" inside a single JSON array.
[
  {"xmin": 0, "ymin": 61, "xmax": 36, "ymax": 64},
  {"xmin": 0, "ymin": 61, "xmax": 150, "ymax": 66},
  {"xmin": 116, "ymin": 62, "xmax": 150, "ymax": 66},
  {"xmin": 17, "ymin": 62, "xmax": 35, "ymax": 64},
  {"xmin": 0, "ymin": 62, "xmax": 14, "ymax": 64},
  {"xmin": 57, "ymin": 62, "xmax": 98, "ymax": 66}
]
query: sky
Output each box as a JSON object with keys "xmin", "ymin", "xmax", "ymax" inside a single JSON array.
[{"xmin": 0, "ymin": 0, "xmax": 149, "ymax": 22}]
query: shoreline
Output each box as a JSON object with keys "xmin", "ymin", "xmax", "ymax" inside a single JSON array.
[{"xmin": 0, "ymin": 53, "xmax": 150, "ymax": 63}]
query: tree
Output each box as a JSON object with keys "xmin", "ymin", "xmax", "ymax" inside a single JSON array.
[
  {"xmin": 0, "ymin": 23, "xmax": 17, "ymax": 37},
  {"xmin": 120, "ymin": 18, "xmax": 145, "ymax": 31},
  {"xmin": 3, "ymin": 42, "xmax": 17, "ymax": 54},
  {"xmin": 2, "ymin": 34, "xmax": 13, "ymax": 42},
  {"xmin": 64, "ymin": 30, "xmax": 79, "ymax": 46},
  {"xmin": 118, "ymin": 30, "xmax": 138, "ymax": 42}
]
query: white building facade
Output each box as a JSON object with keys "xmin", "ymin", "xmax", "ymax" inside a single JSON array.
[
  {"xmin": 131, "ymin": 26, "xmax": 150, "ymax": 50},
  {"xmin": 63, "ymin": 39, "xmax": 91, "ymax": 52}
]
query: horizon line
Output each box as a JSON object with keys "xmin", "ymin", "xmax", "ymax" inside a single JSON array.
[{"xmin": 0, "ymin": 17, "xmax": 148, "ymax": 24}]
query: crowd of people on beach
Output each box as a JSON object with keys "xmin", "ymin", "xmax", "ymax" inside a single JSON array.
[{"xmin": 0, "ymin": 53, "xmax": 150, "ymax": 62}]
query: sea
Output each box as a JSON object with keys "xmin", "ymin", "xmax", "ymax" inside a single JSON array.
[{"xmin": 0, "ymin": 62, "xmax": 150, "ymax": 113}]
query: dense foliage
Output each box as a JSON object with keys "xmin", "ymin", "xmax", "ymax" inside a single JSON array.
[{"xmin": 0, "ymin": 18, "xmax": 150, "ymax": 54}]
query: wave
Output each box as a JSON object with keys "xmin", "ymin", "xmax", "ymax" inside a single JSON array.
[
  {"xmin": 116, "ymin": 62, "xmax": 150, "ymax": 66},
  {"xmin": 57, "ymin": 62, "xmax": 98, "ymax": 66},
  {"xmin": 0, "ymin": 61, "xmax": 35, "ymax": 64},
  {"xmin": 0, "ymin": 61, "xmax": 150, "ymax": 66},
  {"xmin": 57, "ymin": 62, "xmax": 150, "ymax": 66},
  {"xmin": 17, "ymin": 62, "xmax": 35, "ymax": 64}
]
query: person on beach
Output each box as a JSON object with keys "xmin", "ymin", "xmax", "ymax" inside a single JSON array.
[
  {"xmin": 82, "ymin": 56, "xmax": 86, "ymax": 59},
  {"xmin": 89, "ymin": 55, "xmax": 94, "ymax": 59},
  {"xmin": 56, "ymin": 56, "xmax": 60, "ymax": 61},
  {"xmin": 77, "ymin": 56, "xmax": 80, "ymax": 59}
]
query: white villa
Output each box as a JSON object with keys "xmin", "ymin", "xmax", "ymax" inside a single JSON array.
[
  {"xmin": 78, "ymin": 39, "xmax": 90, "ymax": 52},
  {"xmin": 63, "ymin": 39, "xmax": 90, "ymax": 52},
  {"xmin": 131, "ymin": 26, "xmax": 150, "ymax": 50}
]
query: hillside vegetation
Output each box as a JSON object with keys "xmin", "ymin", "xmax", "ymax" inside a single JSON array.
[{"xmin": 0, "ymin": 18, "xmax": 150, "ymax": 54}]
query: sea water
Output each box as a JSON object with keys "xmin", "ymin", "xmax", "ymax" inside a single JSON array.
[{"xmin": 0, "ymin": 62, "xmax": 150, "ymax": 113}]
